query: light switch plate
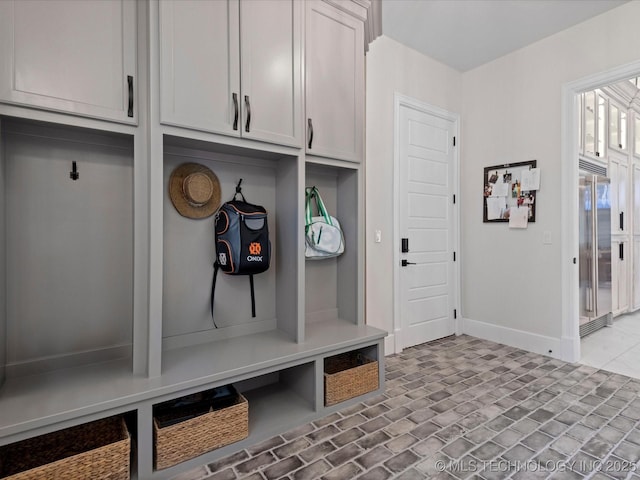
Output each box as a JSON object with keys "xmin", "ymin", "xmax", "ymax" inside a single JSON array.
[
  {"xmin": 543, "ymin": 231, "xmax": 552, "ymax": 244},
  {"xmin": 375, "ymin": 230, "xmax": 382, "ymax": 243}
]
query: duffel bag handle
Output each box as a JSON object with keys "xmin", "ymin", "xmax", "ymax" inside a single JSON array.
[{"xmin": 305, "ymin": 186, "xmax": 333, "ymax": 229}]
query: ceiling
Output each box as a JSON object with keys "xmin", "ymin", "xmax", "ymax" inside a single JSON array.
[{"xmin": 382, "ymin": 0, "xmax": 629, "ymax": 72}]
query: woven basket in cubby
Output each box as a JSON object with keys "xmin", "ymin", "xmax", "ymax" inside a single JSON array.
[
  {"xmin": 324, "ymin": 351, "xmax": 379, "ymax": 406},
  {"xmin": 0, "ymin": 416, "xmax": 130, "ymax": 480},
  {"xmin": 154, "ymin": 393, "xmax": 248, "ymax": 470}
]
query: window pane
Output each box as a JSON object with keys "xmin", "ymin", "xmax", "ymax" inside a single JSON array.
[
  {"xmin": 621, "ymin": 111, "xmax": 627, "ymax": 150},
  {"xmin": 584, "ymin": 92, "xmax": 595, "ymax": 156},
  {"xmin": 610, "ymin": 103, "xmax": 619, "ymax": 149},
  {"xmin": 597, "ymin": 95, "xmax": 606, "ymax": 156},
  {"xmin": 578, "ymin": 95, "xmax": 583, "ymax": 152}
]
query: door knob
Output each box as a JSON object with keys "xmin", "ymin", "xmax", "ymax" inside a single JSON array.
[{"xmin": 401, "ymin": 259, "xmax": 416, "ymax": 267}]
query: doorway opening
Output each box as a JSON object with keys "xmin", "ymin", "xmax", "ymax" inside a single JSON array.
[
  {"xmin": 576, "ymin": 75, "xmax": 640, "ymax": 377},
  {"xmin": 562, "ymin": 60, "xmax": 640, "ymax": 377}
]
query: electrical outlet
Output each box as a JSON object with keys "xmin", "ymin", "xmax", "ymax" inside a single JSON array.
[{"xmin": 375, "ymin": 230, "xmax": 382, "ymax": 243}]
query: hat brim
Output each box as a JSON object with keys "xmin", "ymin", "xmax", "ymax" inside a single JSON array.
[{"xmin": 169, "ymin": 163, "xmax": 221, "ymax": 219}]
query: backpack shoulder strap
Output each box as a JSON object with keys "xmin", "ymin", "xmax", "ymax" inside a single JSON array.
[
  {"xmin": 249, "ymin": 274, "xmax": 256, "ymax": 318},
  {"xmin": 211, "ymin": 264, "xmax": 257, "ymax": 327},
  {"xmin": 210, "ymin": 262, "xmax": 220, "ymax": 328}
]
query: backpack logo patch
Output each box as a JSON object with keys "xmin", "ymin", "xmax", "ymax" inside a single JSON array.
[
  {"xmin": 218, "ymin": 252, "xmax": 227, "ymax": 266},
  {"xmin": 249, "ymin": 242, "xmax": 262, "ymax": 255}
]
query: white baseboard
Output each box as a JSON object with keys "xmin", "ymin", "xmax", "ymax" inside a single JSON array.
[{"xmin": 461, "ymin": 318, "xmax": 563, "ymax": 361}]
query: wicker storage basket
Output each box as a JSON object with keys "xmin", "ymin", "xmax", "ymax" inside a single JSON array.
[
  {"xmin": 324, "ymin": 352, "xmax": 379, "ymax": 406},
  {"xmin": 154, "ymin": 393, "xmax": 248, "ymax": 470},
  {"xmin": 0, "ymin": 416, "xmax": 130, "ymax": 480}
]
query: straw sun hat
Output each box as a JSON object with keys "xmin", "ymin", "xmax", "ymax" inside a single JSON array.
[{"xmin": 169, "ymin": 163, "xmax": 221, "ymax": 219}]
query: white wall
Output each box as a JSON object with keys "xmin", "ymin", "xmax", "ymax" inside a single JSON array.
[
  {"xmin": 365, "ymin": 35, "xmax": 461, "ymax": 353},
  {"xmin": 460, "ymin": 1, "xmax": 640, "ymax": 355}
]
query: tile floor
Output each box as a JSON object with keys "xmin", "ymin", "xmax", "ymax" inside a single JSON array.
[
  {"xmin": 175, "ymin": 334, "xmax": 640, "ymax": 480},
  {"xmin": 580, "ymin": 311, "xmax": 640, "ymax": 379}
]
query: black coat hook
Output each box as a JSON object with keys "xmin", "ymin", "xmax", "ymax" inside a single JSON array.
[
  {"xmin": 70, "ymin": 161, "xmax": 79, "ymax": 181},
  {"xmin": 233, "ymin": 178, "xmax": 246, "ymax": 202}
]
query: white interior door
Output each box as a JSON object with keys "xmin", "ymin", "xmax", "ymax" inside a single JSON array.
[{"xmin": 398, "ymin": 103, "xmax": 457, "ymax": 348}]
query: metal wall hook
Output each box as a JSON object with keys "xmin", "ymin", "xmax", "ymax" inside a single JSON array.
[{"xmin": 70, "ymin": 161, "xmax": 79, "ymax": 180}]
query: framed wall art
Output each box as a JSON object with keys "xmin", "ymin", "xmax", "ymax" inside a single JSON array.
[{"xmin": 483, "ymin": 160, "xmax": 539, "ymax": 224}]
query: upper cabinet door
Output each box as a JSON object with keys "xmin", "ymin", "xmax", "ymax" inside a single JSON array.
[
  {"xmin": 160, "ymin": 0, "xmax": 241, "ymax": 136},
  {"xmin": 0, "ymin": 0, "xmax": 137, "ymax": 124},
  {"xmin": 609, "ymin": 101, "xmax": 628, "ymax": 153},
  {"xmin": 240, "ymin": 0, "xmax": 302, "ymax": 147},
  {"xmin": 305, "ymin": 1, "xmax": 364, "ymax": 162},
  {"xmin": 159, "ymin": 0, "xmax": 301, "ymax": 147},
  {"xmin": 583, "ymin": 91, "xmax": 607, "ymax": 160},
  {"xmin": 583, "ymin": 91, "xmax": 596, "ymax": 158}
]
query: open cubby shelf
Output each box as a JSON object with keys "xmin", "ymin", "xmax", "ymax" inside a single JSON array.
[
  {"xmin": 305, "ymin": 162, "xmax": 362, "ymax": 327},
  {"xmin": 160, "ymin": 318, "xmax": 382, "ymax": 386},
  {"xmin": 243, "ymin": 382, "xmax": 316, "ymax": 437},
  {"xmin": 0, "ymin": 124, "xmax": 384, "ymax": 479},
  {"xmin": 147, "ymin": 359, "xmax": 330, "ymax": 479},
  {"xmin": 162, "ymin": 136, "xmax": 301, "ymax": 351},
  {"xmin": 0, "ymin": 116, "xmax": 135, "ymax": 380},
  {"xmin": 0, "ymin": 319, "xmax": 383, "ymax": 440}
]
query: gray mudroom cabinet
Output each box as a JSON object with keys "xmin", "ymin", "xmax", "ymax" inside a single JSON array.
[
  {"xmin": 159, "ymin": 0, "xmax": 303, "ymax": 147},
  {"xmin": 306, "ymin": 0, "xmax": 365, "ymax": 163},
  {"xmin": 0, "ymin": 0, "xmax": 138, "ymax": 125},
  {"xmin": 0, "ymin": 1, "xmax": 383, "ymax": 479}
]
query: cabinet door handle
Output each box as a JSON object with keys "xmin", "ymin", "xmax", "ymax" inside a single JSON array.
[
  {"xmin": 244, "ymin": 95, "xmax": 251, "ymax": 133},
  {"xmin": 308, "ymin": 118, "xmax": 314, "ymax": 149},
  {"xmin": 620, "ymin": 212, "xmax": 624, "ymax": 230},
  {"xmin": 127, "ymin": 75, "xmax": 134, "ymax": 118},
  {"xmin": 620, "ymin": 243, "xmax": 624, "ymax": 260},
  {"xmin": 232, "ymin": 93, "xmax": 239, "ymax": 130}
]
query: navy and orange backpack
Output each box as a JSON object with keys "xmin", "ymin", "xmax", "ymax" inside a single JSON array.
[{"xmin": 211, "ymin": 179, "xmax": 270, "ymax": 327}]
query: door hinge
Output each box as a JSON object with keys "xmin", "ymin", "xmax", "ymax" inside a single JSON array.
[
  {"xmin": 454, "ymin": 309, "xmax": 457, "ymax": 319},
  {"xmin": 453, "ymin": 136, "xmax": 456, "ymax": 147},
  {"xmin": 453, "ymin": 194, "xmax": 456, "ymax": 204},
  {"xmin": 453, "ymin": 252, "xmax": 456, "ymax": 261}
]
